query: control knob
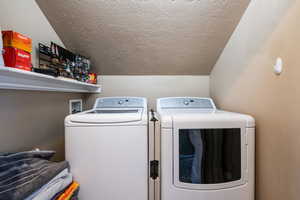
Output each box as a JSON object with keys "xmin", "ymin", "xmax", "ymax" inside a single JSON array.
[{"xmin": 184, "ymin": 101, "xmax": 189, "ymax": 106}]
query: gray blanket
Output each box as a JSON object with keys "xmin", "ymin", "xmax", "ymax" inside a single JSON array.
[{"xmin": 0, "ymin": 150, "xmax": 69, "ymax": 200}]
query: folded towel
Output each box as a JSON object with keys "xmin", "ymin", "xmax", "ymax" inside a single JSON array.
[{"xmin": 25, "ymin": 169, "xmax": 72, "ymax": 200}]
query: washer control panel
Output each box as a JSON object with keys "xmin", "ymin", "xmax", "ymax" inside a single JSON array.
[
  {"xmin": 158, "ymin": 97, "xmax": 216, "ymax": 109},
  {"xmin": 94, "ymin": 97, "xmax": 146, "ymax": 108}
]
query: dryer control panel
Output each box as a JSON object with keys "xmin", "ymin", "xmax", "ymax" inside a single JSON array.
[
  {"xmin": 94, "ymin": 97, "xmax": 146, "ymax": 108},
  {"xmin": 157, "ymin": 97, "xmax": 216, "ymax": 109}
]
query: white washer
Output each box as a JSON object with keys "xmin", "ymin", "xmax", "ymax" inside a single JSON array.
[
  {"xmin": 65, "ymin": 97, "xmax": 148, "ymax": 200},
  {"xmin": 156, "ymin": 97, "xmax": 255, "ymax": 200}
]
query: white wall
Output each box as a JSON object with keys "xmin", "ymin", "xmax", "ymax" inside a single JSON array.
[
  {"xmin": 85, "ymin": 76, "xmax": 210, "ymax": 109},
  {"xmin": 0, "ymin": 0, "xmax": 64, "ymax": 66},
  {"xmin": 210, "ymin": 0, "xmax": 300, "ymax": 199}
]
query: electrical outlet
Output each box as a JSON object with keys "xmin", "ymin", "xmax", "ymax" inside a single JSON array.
[{"xmin": 69, "ymin": 99, "xmax": 82, "ymax": 114}]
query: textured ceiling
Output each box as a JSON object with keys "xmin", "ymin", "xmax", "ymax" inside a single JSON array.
[{"xmin": 36, "ymin": 0, "xmax": 250, "ymax": 75}]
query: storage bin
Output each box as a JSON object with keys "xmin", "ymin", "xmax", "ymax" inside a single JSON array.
[
  {"xmin": 2, "ymin": 30, "xmax": 32, "ymax": 53},
  {"xmin": 3, "ymin": 47, "xmax": 32, "ymax": 71}
]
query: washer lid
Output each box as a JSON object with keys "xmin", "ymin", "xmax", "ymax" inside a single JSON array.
[{"xmin": 69, "ymin": 108, "xmax": 143, "ymax": 123}]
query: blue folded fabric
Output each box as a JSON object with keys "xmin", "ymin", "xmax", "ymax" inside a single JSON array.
[
  {"xmin": 25, "ymin": 169, "xmax": 72, "ymax": 200},
  {"xmin": 0, "ymin": 150, "xmax": 69, "ymax": 200}
]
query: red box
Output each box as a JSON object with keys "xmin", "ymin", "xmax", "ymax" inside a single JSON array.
[{"xmin": 3, "ymin": 47, "xmax": 32, "ymax": 71}]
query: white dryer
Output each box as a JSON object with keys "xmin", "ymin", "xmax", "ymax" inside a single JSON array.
[
  {"xmin": 65, "ymin": 97, "xmax": 148, "ymax": 200},
  {"xmin": 156, "ymin": 97, "xmax": 255, "ymax": 200}
]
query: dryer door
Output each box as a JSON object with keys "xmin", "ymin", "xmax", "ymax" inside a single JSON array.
[{"xmin": 173, "ymin": 125, "xmax": 248, "ymax": 190}]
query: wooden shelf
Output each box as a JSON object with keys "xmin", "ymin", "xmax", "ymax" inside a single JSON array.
[{"xmin": 0, "ymin": 66, "xmax": 101, "ymax": 93}]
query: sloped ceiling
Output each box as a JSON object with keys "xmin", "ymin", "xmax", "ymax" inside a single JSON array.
[{"xmin": 36, "ymin": 0, "xmax": 250, "ymax": 75}]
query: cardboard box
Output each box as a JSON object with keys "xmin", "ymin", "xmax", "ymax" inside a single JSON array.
[
  {"xmin": 3, "ymin": 47, "xmax": 32, "ymax": 71},
  {"xmin": 2, "ymin": 31, "xmax": 32, "ymax": 53}
]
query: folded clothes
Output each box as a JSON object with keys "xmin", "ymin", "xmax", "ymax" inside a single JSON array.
[
  {"xmin": 25, "ymin": 169, "xmax": 72, "ymax": 200},
  {"xmin": 0, "ymin": 150, "xmax": 69, "ymax": 200}
]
